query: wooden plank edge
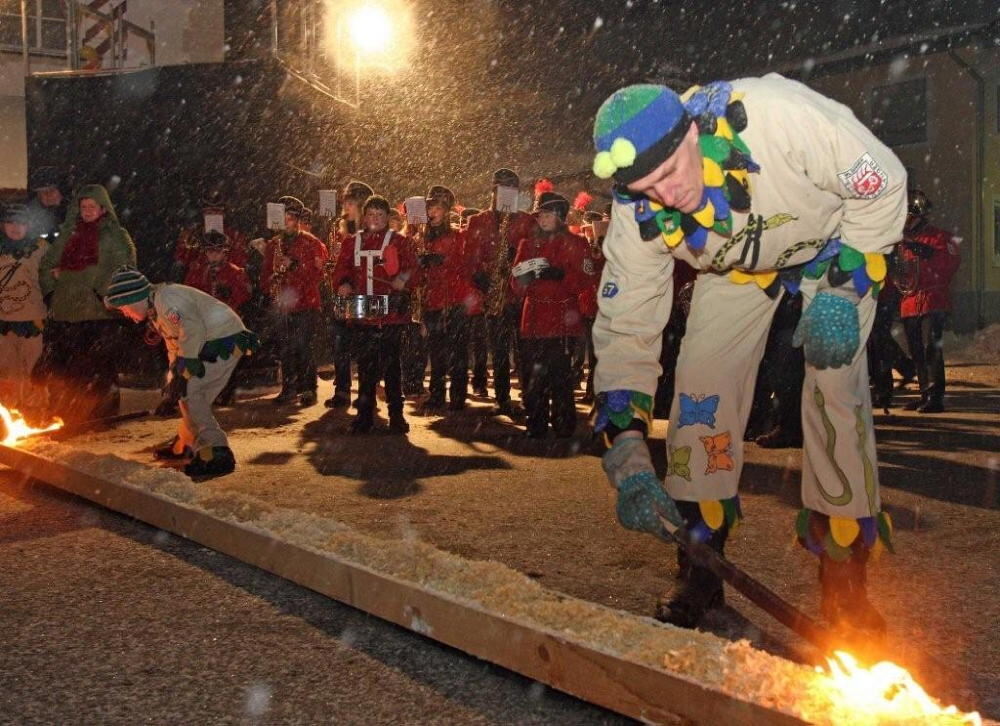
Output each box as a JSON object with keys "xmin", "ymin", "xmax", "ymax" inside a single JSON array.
[{"xmin": 0, "ymin": 443, "xmax": 808, "ymax": 726}]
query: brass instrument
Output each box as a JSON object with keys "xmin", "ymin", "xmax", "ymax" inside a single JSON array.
[
  {"xmin": 484, "ymin": 211, "xmax": 512, "ymax": 317},
  {"xmin": 410, "ymin": 223, "xmax": 428, "ymax": 324},
  {"xmin": 892, "ymin": 239, "xmax": 921, "ymax": 297},
  {"xmin": 269, "ymin": 235, "xmax": 289, "ymax": 300}
]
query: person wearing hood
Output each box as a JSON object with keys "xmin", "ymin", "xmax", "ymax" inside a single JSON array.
[
  {"xmin": 0, "ymin": 203, "xmax": 50, "ymax": 411},
  {"xmin": 25, "ymin": 166, "xmax": 69, "ymax": 243},
  {"xmin": 36, "ymin": 183, "xmax": 137, "ymax": 420}
]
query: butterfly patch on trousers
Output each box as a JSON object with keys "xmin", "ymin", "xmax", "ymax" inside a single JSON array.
[
  {"xmin": 700, "ymin": 432, "xmax": 734, "ymax": 475},
  {"xmin": 678, "ymin": 393, "xmax": 720, "ymax": 428}
]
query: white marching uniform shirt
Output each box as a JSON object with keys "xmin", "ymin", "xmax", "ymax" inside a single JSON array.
[{"xmin": 594, "ymin": 74, "xmax": 907, "ymax": 524}]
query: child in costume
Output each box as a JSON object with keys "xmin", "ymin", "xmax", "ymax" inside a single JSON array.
[
  {"xmin": 592, "ymin": 75, "xmax": 906, "ymax": 633},
  {"xmin": 104, "ymin": 267, "xmax": 258, "ymax": 479}
]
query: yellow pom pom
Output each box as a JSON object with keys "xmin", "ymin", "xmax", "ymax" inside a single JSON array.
[
  {"xmin": 609, "ymin": 137, "xmax": 637, "ymax": 169},
  {"xmin": 692, "ymin": 200, "xmax": 715, "ymax": 227},
  {"xmin": 715, "ymin": 117, "xmax": 733, "ymax": 140},
  {"xmin": 753, "ymin": 271, "xmax": 778, "ymax": 289},
  {"xmin": 592, "ymin": 151, "xmax": 617, "ymax": 179},
  {"xmin": 702, "ymin": 158, "xmax": 724, "ymax": 187},
  {"xmin": 729, "ymin": 269, "xmax": 755, "ymax": 285},
  {"xmin": 829, "ymin": 517, "xmax": 861, "ymax": 548},
  {"xmin": 699, "ymin": 500, "xmax": 725, "ymax": 530},
  {"xmin": 662, "ymin": 227, "xmax": 684, "ymax": 248},
  {"xmin": 865, "ymin": 252, "xmax": 887, "ymax": 283}
]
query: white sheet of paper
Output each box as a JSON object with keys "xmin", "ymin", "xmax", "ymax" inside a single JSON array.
[
  {"xmin": 204, "ymin": 213, "xmax": 224, "ymax": 234},
  {"xmin": 318, "ymin": 189, "xmax": 337, "ymax": 218},
  {"xmin": 266, "ymin": 203, "xmax": 286, "ymax": 231},
  {"xmin": 404, "ymin": 196, "xmax": 428, "ymax": 224},
  {"xmin": 495, "ymin": 185, "xmax": 519, "ymax": 213}
]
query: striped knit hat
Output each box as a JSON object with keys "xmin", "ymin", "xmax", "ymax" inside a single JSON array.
[
  {"xmin": 592, "ymin": 84, "xmax": 692, "ymax": 185},
  {"xmin": 104, "ymin": 265, "xmax": 151, "ymax": 308}
]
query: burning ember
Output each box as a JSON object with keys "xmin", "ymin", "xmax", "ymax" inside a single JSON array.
[
  {"xmin": 817, "ymin": 651, "xmax": 982, "ymax": 725},
  {"xmin": 0, "ymin": 403, "xmax": 62, "ymax": 446}
]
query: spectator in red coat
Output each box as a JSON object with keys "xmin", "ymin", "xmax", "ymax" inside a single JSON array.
[
  {"xmin": 332, "ymin": 195, "xmax": 418, "ymax": 434},
  {"xmin": 260, "ymin": 196, "xmax": 328, "ymax": 406},
  {"xmin": 898, "ymin": 189, "xmax": 961, "ymax": 413},
  {"xmin": 512, "ymin": 192, "xmax": 596, "ymax": 438},
  {"xmin": 183, "ymin": 231, "xmax": 251, "ymax": 312}
]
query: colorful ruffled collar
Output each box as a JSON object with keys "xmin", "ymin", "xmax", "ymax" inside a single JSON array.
[{"xmin": 615, "ymin": 81, "xmax": 760, "ymax": 255}]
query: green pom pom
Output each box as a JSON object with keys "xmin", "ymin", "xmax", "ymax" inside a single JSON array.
[
  {"xmin": 838, "ymin": 245, "xmax": 865, "ymax": 272},
  {"xmin": 699, "ymin": 135, "xmax": 731, "ymax": 163},
  {"xmin": 593, "ymin": 151, "xmax": 617, "ymax": 179},
  {"xmin": 609, "ymin": 137, "xmax": 637, "ymax": 168}
]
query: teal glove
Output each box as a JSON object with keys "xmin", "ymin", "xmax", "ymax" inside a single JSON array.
[
  {"xmin": 602, "ymin": 435, "xmax": 683, "ymax": 532},
  {"xmin": 792, "ymin": 292, "xmax": 860, "ymax": 369}
]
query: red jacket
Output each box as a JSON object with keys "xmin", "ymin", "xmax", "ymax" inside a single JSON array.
[
  {"xmin": 466, "ymin": 209, "xmax": 538, "ymax": 311},
  {"xmin": 512, "ymin": 229, "xmax": 594, "ymax": 338},
  {"xmin": 899, "ymin": 224, "xmax": 960, "ymax": 318},
  {"xmin": 577, "ymin": 240, "xmax": 605, "ymax": 319},
  {"xmin": 183, "ymin": 258, "xmax": 251, "ymax": 311},
  {"xmin": 332, "ymin": 228, "xmax": 417, "ymax": 326},
  {"xmin": 416, "ymin": 224, "xmax": 480, "ymax": 314},
  {"xmin": 260, "ymin": 230, "xmax": 328, "ymax": 313}
]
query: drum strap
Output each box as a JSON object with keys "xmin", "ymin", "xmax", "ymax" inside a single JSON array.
[{"xmin": 354, "ymin": 230, "xmax": 394, "ymax": 296}]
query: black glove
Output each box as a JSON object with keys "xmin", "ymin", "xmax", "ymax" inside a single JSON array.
[
  {"xmin": 537, "ymin": 266, "xmax": 565, "ymax": 281},
  {"xmin": 216, "ymin": 285, "xmax": 231, "ymax": 300},
  {"xmin": 419, "ymin": 253, "xmax": 445, "ymax": 268},
  {"xmin": 165, "ymin": 374, "xmax": 187, "ymax": 402},
  {"xmin": 472, "ymin": 270, "xmax": 491, "ymax": 293}
]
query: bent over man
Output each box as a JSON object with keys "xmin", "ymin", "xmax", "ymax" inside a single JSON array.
[{"xmin": 591, "ymin": 75, "xmax": 906, "ymax": 633}]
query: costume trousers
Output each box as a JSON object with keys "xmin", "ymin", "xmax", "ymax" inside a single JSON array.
[
  {"xmin": 662, "ymin": 272, "xmax": 880, "ymax": 522},
  {"xmin": 177, "ymin": 353, "xmax": 241, "ymax": 451},
  {"xmin": 902, "ymin": 312, "xmax": 946, "ymax": 405},
  {"xmin": 352, "ymin": 324, "xmax": 404, "ymax": 422},
  {"xmin": 332, "ymin": 319, "xmax": 353, "ymax": 397},
  {"xmin": 425, "ymin": 307, "xmax": 469, "ymax": 405},
  {"xmin": 275, "ymin": 310, "xmax": 319, "ymax": 394},
  {"xmin": 472, "ymin": 304, "xmax": 520, "ymax": 404},
  {"xmin": 521, "ymin": 337, "xmax": 576, "ymax": 436}
]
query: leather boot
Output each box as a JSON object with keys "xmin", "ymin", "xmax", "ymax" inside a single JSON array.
[
  {"xmin": 655, "ymin": 512, "xmax": 728, "ymax": 628},
  {"xmin": 819, "ymin": 550, "xmax": 886, "ymax": 634},
  {"xmin": 184, "ymin": 446, "xmax": 236, "ymax": 479}
]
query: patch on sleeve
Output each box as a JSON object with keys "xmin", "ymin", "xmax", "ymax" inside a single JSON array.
[
  {"xmin": 837, "ymin": 152, "xmax": 888, "ymax": 199},
  {"xmin": 165, "ymin": 308, "xmax": 182, "ymax": 325},
  {"xmin": 601, "ymin": 281, "xmax": 619, "ymax": 298}
]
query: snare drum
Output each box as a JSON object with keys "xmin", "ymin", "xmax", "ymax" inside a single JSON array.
[{"xmin": 337, "ymin": 294, "xmax": 389, "ymax": 320}]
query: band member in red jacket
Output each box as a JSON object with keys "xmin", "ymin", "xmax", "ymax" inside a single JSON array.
[
  {"xmin": 416, "ymin": 185, "xmax": 479, "ymax": 411},
  {"xmin": 466, "ymin": 168, "xmax": 538, "ymax": 415},
  {"xmin": 512, "ymin": 192, "xmax": 596, "ymax": 438},
  {"xmin": 171, "ymin": 191, "xmax": 249, "ymax": 281},
  {"xmin": 898, "ymin": 189, "xmax": 961, "ymax": 413},
  {"xmin": 260, "ymin": 196, "xmax": 328, "ymax": 406},
  {"xmin": 332, "ymin": 195, "xmax": 418, "ymax": 434},
  {"xmin": 183, "ymin": 231, "xmax": 251, "ymax": 312}
]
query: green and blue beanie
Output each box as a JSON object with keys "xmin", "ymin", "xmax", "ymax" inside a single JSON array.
[
  {"xmin": 592, "ymin": 84, "xmax": 692, "ymax": 185},
  {"xmin": 105, "ymin": 265, "xmax": 151, "ymax": 308}
]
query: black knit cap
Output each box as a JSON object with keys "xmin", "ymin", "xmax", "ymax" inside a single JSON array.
[
  {"xmin": 492, "ymin": 168, "xmax": 519, "ymax": 188},
  {"xmin": 28, "ymin": 166, "xmax": 63, "ymax": 191},
  {"xmin": 1, "ymin": 202, "xmax": 30, "ymax": 224},
  {"xmin": 534, "ymin": 192, "xmax": 570, "ymax": 219},
  {"xmin": 201, "ymin": 189, "xmax": 225, "ymax": 208}
]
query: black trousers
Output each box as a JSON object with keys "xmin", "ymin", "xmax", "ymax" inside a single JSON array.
[
  {"xmin": 570, "ymin": 318, "xmax": 596, "ymax": 396},
  {"xmin": 471, "ymin": 304, "xmax": 520, "ymax": 404},
  {"xmin": 352, "ymin": 324, "xmax": 404, "ymax": 422},
  {"xmin": 424, "ymin": 307, "xmax": 470, "ymax": 405},
  {"xmin": 747, "ymin": 294, "xmax": 803, "ymax": 437},
  {"xmin": 903, "ymin": 312, "xmax": 947, "ymax": 405},
  {"xmin": 275, "ymin": 309, "xmax": 319, "ymax": 394},
  {"xmin": 331, "ymin": 319, "xmax": 353, "ymax": 397},
  {"xmin": 521, "ymin": 337, "xmax": 576, "ymax": 436},
  {"xmin": 401, "ymin": 322, "xmax": 427, "ymax": 394},
  {"xmin": 867, "ymin": 290, "xmax": 913, "ymax": 404}
]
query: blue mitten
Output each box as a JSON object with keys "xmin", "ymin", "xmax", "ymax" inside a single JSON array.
[
  {"xmin": 792, "ymin": 292, "xmax": 860, "ymax": 369},
  {"xmin": 616, "ymin": 471, "xmax": 684, "ymax": 533}
]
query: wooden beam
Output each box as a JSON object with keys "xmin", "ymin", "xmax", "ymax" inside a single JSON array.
[{"xmin": 0, "ymin": 443, "xmax": 807, "ymax": 726}]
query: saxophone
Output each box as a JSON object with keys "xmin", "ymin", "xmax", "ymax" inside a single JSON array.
[
  {"xmin": 484, "ymin": 211, "xmax": 512, "ymax": 317},
  {"xmin": 269, "ymin": 235, "xmax": 289, "ymax": 300},
  {"xmin": 410, "ymin": 223, "xmax": 428, "ymax": 324}
]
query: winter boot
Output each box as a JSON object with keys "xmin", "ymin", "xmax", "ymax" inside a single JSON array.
[
  {"xmin": 298, "ymin": 390, "xmax": 318, "ymax": 407},
  {"xmin": 324, "ymin": 391, "xmax": 351, "ymax": 409},
  {"xmin": 273, "ymin": 388, "xmax": 297, "ymax": 405},
  {"xmin": 388, "ymin": 412, "xmax": 410, "ymax": 435},
  {"xmin": 819, "ymin": 550, "xmax": 886, "ymax": 634},
  {"xmin": 655, "ymin": 508, "xmax": 728, "ymax": 628},
  {"xmin": 184, "ymin": 446, "xmax": 236, "ymax": 479},
  {"xmin": 153, "ymin": 436, "xmax": 192, "ymax": 461},
  {"xmin": 349, "ymin": 411, "xmax": 374, "ymax": 434}
]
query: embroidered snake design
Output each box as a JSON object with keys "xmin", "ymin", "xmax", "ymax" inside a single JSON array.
[
  {"xmin": 855, "ymin": 404, "xmax": 878, "ymax": 516},
  {"xmin": 813, "ymin": 385, "xmax": 853, "ymax": 506},
  {"xmin": 710, "ymin": 213, "xmax": 799, "ymax": 271}
]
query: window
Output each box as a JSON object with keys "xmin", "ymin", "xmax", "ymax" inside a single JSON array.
[
  {"xmin": 0, "ymin": 0, "xmax": 66, "ymax": 54},
  {"xmin": 869, "ymin": 77, "xmax": 927, "ymax": 147}
]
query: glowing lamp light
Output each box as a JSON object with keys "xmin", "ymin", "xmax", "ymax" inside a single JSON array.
[
  {"xmin": 347, "ymin": 5, "xmax": 392, "ymax": 54},
  {"xmin": 0, "ymin": 403, "xmax": 62, "ymax": 447}
]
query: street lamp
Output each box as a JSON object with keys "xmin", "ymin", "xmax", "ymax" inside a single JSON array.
[{"xmin": 347, "ymin": 5, "xmax": 393, "ymax": 55}]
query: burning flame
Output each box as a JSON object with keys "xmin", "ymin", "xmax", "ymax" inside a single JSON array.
[
  {"xmin": 818, "ymin": 651, "xmax": 981, "ymax": 725},
  {"xmin": 0, "ymin": 404, "xmax": 62, "ymax": 446}
]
